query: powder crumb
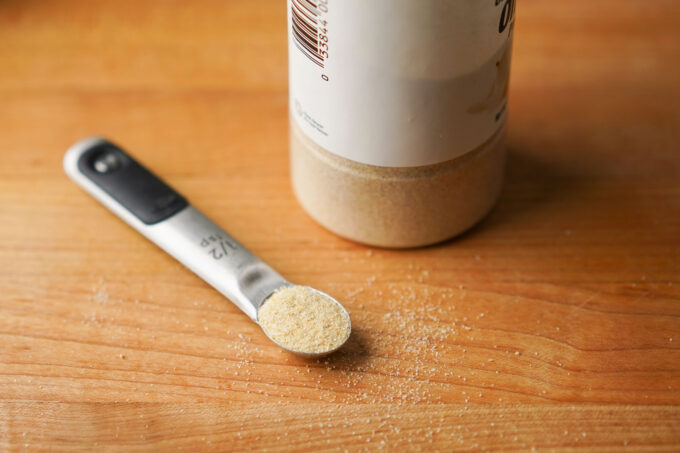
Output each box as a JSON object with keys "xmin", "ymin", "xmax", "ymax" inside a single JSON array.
[{"xmin": 258, "ymin": 286, "xmax": 351, "ymax": 354}]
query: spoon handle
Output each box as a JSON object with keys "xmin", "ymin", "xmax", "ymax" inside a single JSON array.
[{"xmin": 63, "ymin": 137, "xmax": 288, "ymax": 321}]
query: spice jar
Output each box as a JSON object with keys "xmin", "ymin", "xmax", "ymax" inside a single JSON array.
[{"xmin": 288, "ymin": 0, "xmax": 516, "ymax": 247}]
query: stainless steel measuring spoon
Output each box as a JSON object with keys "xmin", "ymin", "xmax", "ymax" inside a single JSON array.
[{"xmin": 63, "ymin": 137, "xmax": 350, "ymax": 358}]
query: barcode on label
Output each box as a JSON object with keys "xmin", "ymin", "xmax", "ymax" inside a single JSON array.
[{"xmin": 291, "ymin": 0, "xmax": 325, "ymax": 68}]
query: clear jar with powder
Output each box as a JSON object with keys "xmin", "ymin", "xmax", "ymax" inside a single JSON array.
[{"xmin": 288, "ymin": 0, "xmax": 516, "ymax": 247}]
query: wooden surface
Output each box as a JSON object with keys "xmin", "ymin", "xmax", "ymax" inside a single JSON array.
[{"xmin": 1, "ymin": 0, "xmax": 679, "ymax": 450}]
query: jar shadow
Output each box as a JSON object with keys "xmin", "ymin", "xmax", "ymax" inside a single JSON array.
[{"xmin": 431, "ymin": 145, "xmax": 580, "ymax": 247}]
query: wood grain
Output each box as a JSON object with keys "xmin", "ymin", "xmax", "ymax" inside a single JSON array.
[{"xmin": 1, "ymin": 0, "xmax": 679, "ymax": 450}]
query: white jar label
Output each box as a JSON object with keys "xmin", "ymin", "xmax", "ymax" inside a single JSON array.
[{"xmin": 288, "ymin": 0, "xmax": 516, "ymax": 167}]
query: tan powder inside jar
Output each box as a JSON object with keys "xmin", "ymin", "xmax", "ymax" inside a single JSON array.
[
  {"xmin": 258, "ymin": 286, "xmax": 351, "ymax": 354},
  {"xmin": 290, "ymin": 121, "xmax": 507, "ymax": 248}
]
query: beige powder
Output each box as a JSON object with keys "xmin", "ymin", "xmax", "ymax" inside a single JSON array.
[
  {"xmin": 258, "ymin": 286, "xmax": 351, "ymax": 354},
  {"xmin": 290, "ymin": 121, "xmax": 506, "ymax": 248}
]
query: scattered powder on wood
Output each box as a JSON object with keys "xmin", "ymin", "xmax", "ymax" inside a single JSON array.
[{"xmin": 258, "ymin": 286, "xmax": 351, "ymax": 354}]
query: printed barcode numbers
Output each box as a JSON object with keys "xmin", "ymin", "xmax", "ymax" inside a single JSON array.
[{"xmin": 291, "ymin": 0, "xmax": 328, "ymax": 69}]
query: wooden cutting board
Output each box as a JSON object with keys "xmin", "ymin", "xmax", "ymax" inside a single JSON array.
[{"xmin": 1, "ymin": 0, "xmax": 679, "ymax": 450}]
